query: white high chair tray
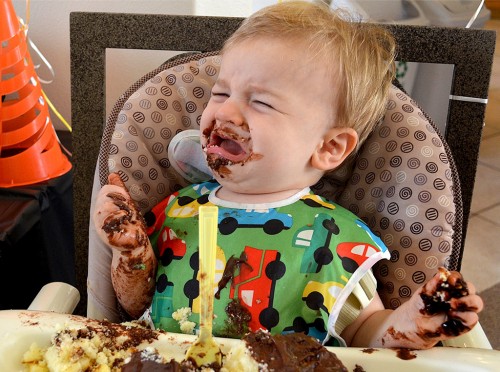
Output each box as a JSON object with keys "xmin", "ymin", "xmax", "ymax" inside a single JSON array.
[{"xmin": 1, "ymin": 310, "xmax": 498, "ymax": 371}]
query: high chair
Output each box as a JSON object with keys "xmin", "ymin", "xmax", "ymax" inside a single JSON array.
[{"xmin": 68, "ymin": 12, "xmax": 495, "ymax": 349}]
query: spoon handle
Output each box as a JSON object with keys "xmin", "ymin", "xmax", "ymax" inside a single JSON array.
[{"xmin": 198, "ymin": 206, "xmax": 218, "ymax": 340}]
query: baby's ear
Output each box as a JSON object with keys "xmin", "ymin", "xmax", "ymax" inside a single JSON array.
[{"xmin": 311, "ymin": 128, "xmax": 358, "ymax": 171}]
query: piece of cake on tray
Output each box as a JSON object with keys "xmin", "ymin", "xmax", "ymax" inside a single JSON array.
[{"xmin": 21, "ymin": 318, "xmax": 347, "ymax": 372}]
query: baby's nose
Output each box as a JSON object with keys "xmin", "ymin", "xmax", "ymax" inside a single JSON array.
[{"xmin": 215, "ymin": 98, "xmax": 244, "ymax": 124}]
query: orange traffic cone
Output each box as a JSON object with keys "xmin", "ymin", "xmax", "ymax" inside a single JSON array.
[{"xmin": 0, "ymin": 0, "xmax": 71, "ymax": 187}]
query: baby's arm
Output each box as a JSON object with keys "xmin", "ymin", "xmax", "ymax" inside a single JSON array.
[
  {"xmin": 93, "ymin": 173, "xmax": 157, "ymax": 319},
  {"xmin": 341, "ymin": 268, "xmax": 483, "ymax": 349}
]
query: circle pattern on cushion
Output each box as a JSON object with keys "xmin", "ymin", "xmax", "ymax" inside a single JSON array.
[
  {"xmin": 335, "ymin": 85, "xmax": 461, "ymax": 309},
  {"xmin": 102, "ymin": 53, "xmax": 221, "ymax": 213}
]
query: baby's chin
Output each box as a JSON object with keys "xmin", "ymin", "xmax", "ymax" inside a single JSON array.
[
  {"xmin": 208, "ymin": 159, "xmax": 255, "ymax": 183},
  {"xmin": 212, "ymin": 178, "xmax": 255, "ymax": 195}
]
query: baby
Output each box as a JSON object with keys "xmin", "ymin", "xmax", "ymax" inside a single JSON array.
[{"xmin": 94, "ymin": 1, "xmax": 482, "ymax": 348}]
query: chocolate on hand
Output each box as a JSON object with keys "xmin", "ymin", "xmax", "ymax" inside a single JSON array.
[
  {"xmin": 420, "ymin": 267, "xmax": 470, "ymax": 337},
  {"xmin": 98, "ymin": 173, "xmax": 149, "ymax": 251}
]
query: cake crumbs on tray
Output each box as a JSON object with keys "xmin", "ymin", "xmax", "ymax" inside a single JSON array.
[
  {"xmin": 20, "ymin": 319, "xmax": 166, "ymax": 372},
  {"xmin": 172, "ymin": 307, "xmax": 196, "ymax": 335}
]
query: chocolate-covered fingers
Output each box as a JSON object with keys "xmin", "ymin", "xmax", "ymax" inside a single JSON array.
[
  {"xmin": 419, "ymin": 268, "xmax": 483, "ymax": 339},
  {"xmin": 94, "ymin": 174, "xmax": 148, "ymax": 251}
]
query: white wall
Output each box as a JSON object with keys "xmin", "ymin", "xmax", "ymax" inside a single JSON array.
[{"xmin": 11, "ymin": 0, "xmax": 260, "ymax": 131}]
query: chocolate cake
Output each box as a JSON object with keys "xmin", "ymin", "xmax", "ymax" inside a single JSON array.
[
  {"xmin": 22, "ymin": 319, "xmax": 173, "ymax": 372},
  {"xmin": 122, "ymin": 350, "xmax": 195, "ymax": 372},
  {"xmin": 224, "ymin": 330, "xmax": 348, "ymax": 372},
  {"xmin": 23, "ymin": 319, "xmax": 348, "ymax": 372}
]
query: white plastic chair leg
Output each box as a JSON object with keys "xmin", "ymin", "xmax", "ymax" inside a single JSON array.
[{"xmin": 28, "ymin": 282, "xmax": 80, "ymax": 314}]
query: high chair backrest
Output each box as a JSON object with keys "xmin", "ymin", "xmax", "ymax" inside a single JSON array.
[{"xmin": 70, "ymin": 13, "xmax": 495, "ymax": 316}]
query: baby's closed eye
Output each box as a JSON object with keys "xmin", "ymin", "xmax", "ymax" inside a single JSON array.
[{"xmin": 252, "ymin": 100, "xmax": 274, "ymax": 109}]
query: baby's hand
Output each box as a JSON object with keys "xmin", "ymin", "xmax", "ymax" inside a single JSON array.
[
  {"xmin": 93, "ymin": 173, "xmax": 149, "ymax": 251},
  {"xmin": 396, "ymin": 268, "xmax": 483, "ymax": 348}
]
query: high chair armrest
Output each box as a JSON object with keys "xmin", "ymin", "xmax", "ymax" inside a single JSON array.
[
  {"xmin": 28, "ymin": 282, "xmax": 80, "ymax": 314},
  {"xmin": 441, "ymin": 322, "xmax": 492, "ymax": 349}
]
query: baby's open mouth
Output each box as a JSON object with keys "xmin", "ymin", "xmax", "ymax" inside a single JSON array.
[{"xmin": 206, "ymin": 132, "xmax": 249, "ymax": 163}]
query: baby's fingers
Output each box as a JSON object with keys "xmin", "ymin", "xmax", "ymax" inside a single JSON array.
[
  {"xmin": 421, "ymin": 270, "xmax": 443, "ymax": 294},
  {"xmin": 442, "ymin": 310, "xmax": 480, "ymax": 337},
  {"xmin": 443, "ymin": 292, "xmax": 483, "ymax": 338},
  {"xmin": 95, "ymin": 184, "xmax": 129, "ymax": 206},
  {"xmin": 463, "ymin": 280, "xmax": 477, "ymax": 296},
  {"xmin": 449, "ymin": 309, "xmax": 479, "ymax": 326},
  {"xmin": 450, "ymin": 292, "xmax": 484, "ymax": 313}
]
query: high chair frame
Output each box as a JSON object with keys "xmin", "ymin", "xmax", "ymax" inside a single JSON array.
[{"xmin": 70, "ymin": 12, "xmax": 495, "ymax": 347}]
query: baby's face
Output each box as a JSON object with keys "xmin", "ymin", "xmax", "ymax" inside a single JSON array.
[{"xmin": 200, "ymin": 37, "xmax": 339, "ymax": 195}]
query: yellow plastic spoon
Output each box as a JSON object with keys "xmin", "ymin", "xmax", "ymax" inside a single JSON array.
[{"xmin": 185, "ymin": 206, "xmax": 222, "ymax": 369}]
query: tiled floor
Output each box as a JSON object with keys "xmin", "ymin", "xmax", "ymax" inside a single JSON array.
[{"xmin": 460, "ymin": 19, "xmax": 500, "ymax": 294}]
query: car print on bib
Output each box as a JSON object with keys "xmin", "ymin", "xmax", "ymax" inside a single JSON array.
[
  {"xmin": 229, "ymin": 246, "xmax": 285, "ymax": 331},
  {"xmin": 218, "ymin": 208, "xmax": 293, "ymax": 235},
  {"xmin": 337, "ymin": 219, "xmax": 387, "ymax": 273},
  {"xmin": 293, "ymin": 213, "xmax": 340, "ymax": 273}
]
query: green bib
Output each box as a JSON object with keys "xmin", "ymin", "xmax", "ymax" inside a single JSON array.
[{"xmin": 148, "ymin": 181, "xmax": 389, "ymax": 345}]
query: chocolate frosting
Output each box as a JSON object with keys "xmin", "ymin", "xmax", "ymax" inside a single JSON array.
[
  {"xmin": 243, "ymin": 330, "xmax": 348, "ymax": 372},
  {"xmin": 122, "ymin": 352, "xmax": 195, "ymax": 372}
]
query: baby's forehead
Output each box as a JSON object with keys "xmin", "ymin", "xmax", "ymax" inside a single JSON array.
[
  {"xmin": 224, "ymin": 34, "xmax": 311, "ymax": 52},
  {"xmin": 222, "ymin": 36, "xmax": 337, "ymax": 70},
  {"xmin": 220, "ymin": 49, "xmax": 329, "ymax": 89},
  {"xmin": 218, "ymin": 36, "xmax": 340, "ymax": 100}
]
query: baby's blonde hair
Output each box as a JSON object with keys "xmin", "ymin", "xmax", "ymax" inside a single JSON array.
[{"xmin": 222, "ymin": 0, "xmax": 396, "ymax": 149}]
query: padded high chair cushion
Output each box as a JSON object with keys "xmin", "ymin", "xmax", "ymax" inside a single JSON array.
[
  {"xmin": 99, "ymin": 53, "xmax": 462, "ymax": 310},
  {"xmin": 99, "ymin": 52, "xmax": 221, "ymax": 212},
  {"xmin": 331, "ymin": 85, "xmax": 462, "ymax": 309}
]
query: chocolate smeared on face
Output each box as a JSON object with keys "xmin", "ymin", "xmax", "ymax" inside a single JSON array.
[
  {"xmin": 203, "ymin": 121, "xmax": 262, "ymax": 177},
  {"xmin": 206, "ymin": 153, "xmax": 231, "ymax": 174}
]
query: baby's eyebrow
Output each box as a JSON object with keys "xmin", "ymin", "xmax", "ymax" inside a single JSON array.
[
  {"xmin": 211, "ymin": 79, "xmax": 281, "ymax": 102},
  {"xmin": 247, "ymin": 83, "xmax": 281, "ymax": 100}
]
